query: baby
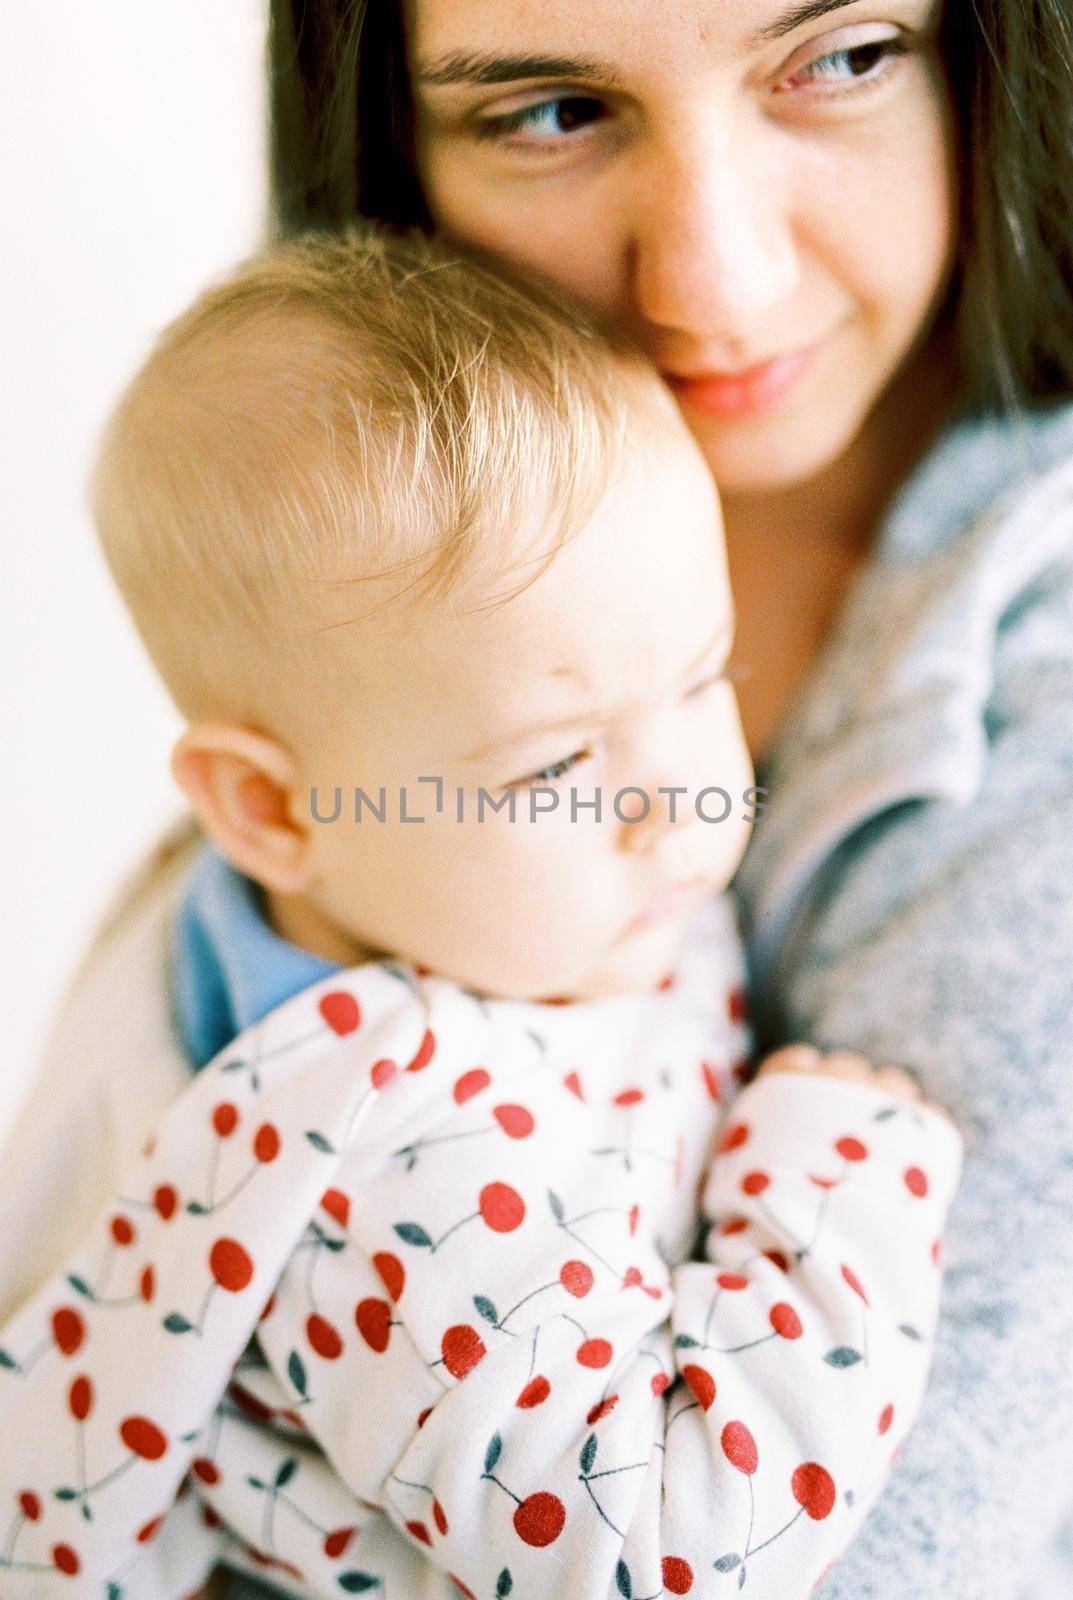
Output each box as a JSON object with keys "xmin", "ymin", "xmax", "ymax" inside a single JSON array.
[{"xmin": 0, "ymin": 228, "xmax": 961, "ymax": 1600}]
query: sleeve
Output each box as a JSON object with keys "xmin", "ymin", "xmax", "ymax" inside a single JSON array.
[
  {"xmin": 787, "ymin": 534, "xmax": 1073, "ymax": 1599},
  {"xmin": 264, "ymin": 1069, "xmax": 961, "ymax": 1600}
]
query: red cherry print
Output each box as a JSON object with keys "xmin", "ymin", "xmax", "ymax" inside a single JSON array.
[
  {"xmin": 406, "ymin": 1520, "xmax": 432, "ymax": 1546},
  {"xmin": 717, "ymin": 1272, "xmax": 749, "ymax": 1291},
  {"xmin": 441, "ymin": 1324, "xmax": 486, "ymax": 1379},
  {"xmin": 702, "ymin": 1061, "xmax": 724, "ymax": 1102},
  {"xmin": 323, "ymin": 1527, "xmax": 356, "ymax": 1558},
  {"xmin": 120, "ymin": 1416, "xmax": 168, "ymax": 1461},
  {"xmin": 354, "ymin": 1299, "xmax": 392, "ymax": 1353},
  {"xmin": 260, "ymin": 1292, "xmax": 276, "ymax": 1321},
  {"xmin": 433, "ymin": 1499, "xmax": 449, "ymax": 1535},
  {"xmin": 931, "ymin": 1237, "xmax": 943, "ymax": 1266},
  {"xmin": 905, "ymin": 1166, "xmax": 929, "ymax": 1198},
  {"xmin": 319, "ymin": 991, "xmax": 361, "ymax": 1035},
  {"xmin": 193, "ymin": 1458, "xmax": 220, "ymax": 1485},
  {"xmin": 562, "ymin": 1071, "xmax": 586, "ymax": 1101},
  {"xmin": 577, "ymin": 1338, "xmax": 613, "ymax": 1368},
  {"xmin": 373, "ymin": 1251, "xmax": 406, "ymax": 1302},
  {"xmin": 808, "ymin": 1175, "xmax": 839, "ymax": 1191},
  {"xmin": 110, "ymin": 1215, "xmax": 136, "ymax": 1247},
  {"xmin": 791, "ymin": 1462, "xmax": 837, "ymax": 1520},
  {"xmin": 651, "ymin": 1371, "xmax": 670, "ymax": 1397},
  {"xmin": 137, "ymin": 1516, "xmax": 164, "ymax": 1544},
  {"xmin": 139, "ymin": 1265, "xmax": 156, "ymax": 1303},
  {"xmin": 454, "ymin": 1068, "xmax": 491, "ymax": 1104},
  {"xmin": 19, "ymin": 1491, "xmax": 41, "ymax": 1521},
  {"xmin": 628, "ymin": 1204, "xmax": 640, "ymax": 1236},
  {"xmin": 212, "ymin": 1103, "xmax": 239, "ymax": 1138},
  {"xmin": 841, "ymin": 1264, "xmax": 869, "ymax": 1304},
  {"xmin": 417, "ymin": 1407, "xmax": 433, "ymax": 1428},
  {"xmin": 406, "ymin": 1030, "xmax": 436, "ymax": 1072},
  {"xmin": 560, "ymin": 1260, "xmax": 594, "ymax": 1297},
  {"xmin": 68, "ymin": 1375, "xmax": 93, "ymax": 1422},
  {"xmin": 683, "ymin": 1364, "xmax": 717, "ymax": 1412},
  {"xmin": 52, "ymin": 1545, "xmax": 80, "ymax": 1576},
  {"xmin": 719, "ymin": 1122, "xmax": 749, "ymax": 1153},
  {"xmin": 662, "ymin": 1555, "xmax": 694, "ymax": 1594},
  {"xmin": 493, "ymin": 1104, "xmax": 535, "ymax": 1139},
  {"xmin": 614, "ymin": 1087, "xmax": 644, "ymax": 1107},
  {"xmin": 728, "ymin": 985, "xmax": 747, "ymax": 1024},
  {"xmin": 721, "ymin": 1420, "xmax": 759, "ymax": 1475},
  {"xmin": 517, "ymin": 1375, "xmax": 551, "ymax": 1408},
  {"xmin": 478, "ymin": 1182, "xmax": 525, "ymax": 1233},
  {"xmin": 450, "ymin": 1579, "xmax": 477, "ymax": 1600},
  {"xmin": 307, "ymin": 1313, "xmax": 344, "ymax": 1359},
  {"xmin": 764, "ymin": 1250, "xmax": 791, "ymax": 1274},
  {"xmin": 253, "ymin": 1123, "xmax": 281, "ymax": 1163},
  {"xmin": 51, "ymin": 1307, "xmax": 85, "ymax": 1356},
  {"xmin": 878, "ymin": 1403, "xmax": 895, "ymax": 1436},
  {"xmin": 622, "ymin": 1265, "xmax": 643, "ymax": 1289},
  {"xmin": 720, "ymin": 1216, "xmax": 748, "ymax": 1236},
  {"xmin": 836, "ymin": 1136, "xmax": 868, "ymax": 1162},
  {"xmin": 587, "ymin": 1394, "xmax": 618, "ymax": 1423},
  {"xmin": 513, "ymin": 1491, "xmax": 566, "ymax": 1547},
  {"xmin": 770, "ymin": 1302, "xmax": 803, "ymax": 1340},
  {"xmin": 742, "ymin": 1170, "xmax": 770, "ymax": 1196},
  {"xmin": 370, "ymin": 1058, "xmax": 398, "ymax": 1088},
  {"xmin": 153, "ymin": 1184, "xmax": 178, "ymax": 1220},
  {"xmin": 209, "ymin": 1237, "xmax": 254, "ymax": 1292},
  {"xmin": 321, "ymin": 1188, "xmax": 350, "ymax": 1228}
]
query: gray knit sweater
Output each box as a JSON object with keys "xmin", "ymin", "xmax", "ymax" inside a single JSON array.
[{"xmin": 732, "ymin": 400, "xmax": 1073, "ymax": 1599}]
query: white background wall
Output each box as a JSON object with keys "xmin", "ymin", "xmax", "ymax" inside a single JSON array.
[{"xmin": 1, "ymin": 2, "xmax": 268, "ymax": 1140}]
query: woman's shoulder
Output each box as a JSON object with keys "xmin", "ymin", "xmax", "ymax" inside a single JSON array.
[
  {"xmin": 0, "ymin": 819, "xmax": 199, "ymax": 1319},
  {"xmin": 877, "ymin": 397, "xmax": 1073, "ymax": 567}
]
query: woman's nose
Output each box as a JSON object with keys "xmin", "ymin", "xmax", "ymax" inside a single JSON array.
[{"xmin": 630, "ymin": 118, "xmax": 800, "ymax": 343}]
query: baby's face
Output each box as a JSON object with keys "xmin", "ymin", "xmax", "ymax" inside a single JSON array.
[{"xmin": 290, "ymin": 415, "xmax": 754, "ymax": 1000}]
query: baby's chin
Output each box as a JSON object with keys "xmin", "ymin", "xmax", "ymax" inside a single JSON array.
[{"xmin": 528, "ymin": 916, "xmax": 694, "ymax": 1006}]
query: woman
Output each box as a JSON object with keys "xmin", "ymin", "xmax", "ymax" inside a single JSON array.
[
  {"xmin": 2, "ymin": 1, "xmax": 1072, "ymax": 1595},
  {"xmin": 264, "ymin": 14, "xmax": 1073, "ymax": 1594}
]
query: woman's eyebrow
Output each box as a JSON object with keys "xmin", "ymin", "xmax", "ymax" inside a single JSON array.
[
  {"xmin": 416, "ymin": 52, "xmax": 622, "ymax": 89},
  {"xmin": 417, "ymin": 4, "xmax": 867, "ymax": 90},
  {"xmin": 753, "ymin": 0, "xmax": 864, "ymax": 47}
]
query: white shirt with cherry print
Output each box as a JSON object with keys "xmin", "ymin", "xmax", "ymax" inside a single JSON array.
[{"xmin": 0, "ymin": 894, "xmax": 962, "ymax": 1600}]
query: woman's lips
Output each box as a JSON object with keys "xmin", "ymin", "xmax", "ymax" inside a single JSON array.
[{"xmin": 664, "ymin": 343, "xmax": 821, "ymax": 420}]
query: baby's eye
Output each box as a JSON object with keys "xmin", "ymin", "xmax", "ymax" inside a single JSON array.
[
  {"xmin": 685, "ymin": 662, "xmax": 746, "ymax": 699},
  {"xmin": 508, "ymin": 749, "xmax": 590, "ymax": 789}
]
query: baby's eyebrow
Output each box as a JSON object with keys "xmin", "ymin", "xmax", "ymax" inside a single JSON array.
[{"xmin": 462, "ymin": 618, "xmax": 734, "ymax": 765}]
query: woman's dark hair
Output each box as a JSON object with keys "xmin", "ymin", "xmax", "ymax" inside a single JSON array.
[{"xmin": 268, "ymin": 0, "xmax": 1073, "ymax": 411}]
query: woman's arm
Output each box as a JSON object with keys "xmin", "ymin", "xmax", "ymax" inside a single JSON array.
[{"xmin": 777, "ymin": 526, "xmax": 1073, "ymax": 1599}]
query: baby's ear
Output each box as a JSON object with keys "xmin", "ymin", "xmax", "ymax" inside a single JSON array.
[{"xmin": 170, "ymin": 723, "xmax": 312, "ymax": 893}]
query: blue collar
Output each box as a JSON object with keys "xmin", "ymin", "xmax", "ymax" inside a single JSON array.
[{"xmin": 172, "ymin": 842, "xmax": 339, "ymax": 1071}]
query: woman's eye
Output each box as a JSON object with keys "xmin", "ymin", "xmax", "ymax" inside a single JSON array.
[
  {"xmin": 779, "ymin": 34, "xmax": 910, "ymax": 94},
  {"xmin": 508, "ymin": 749, "xmax": 590, "ymax": 789},
  {"xmin": 475, "ymin": 95, "xmax": 608, "ymax": 146}
]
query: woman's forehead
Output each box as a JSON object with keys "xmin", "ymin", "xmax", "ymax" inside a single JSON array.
[{"xmin": 408, "ymin": 0, "xmax": 923, "ymax": 73}]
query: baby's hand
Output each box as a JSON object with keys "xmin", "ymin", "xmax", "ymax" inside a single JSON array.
[{"xmin": 755, "ymin": 1042, "xmax": 958, "ymax": 1129}]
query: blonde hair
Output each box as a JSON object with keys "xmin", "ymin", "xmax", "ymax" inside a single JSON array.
[{"xmin": 91, "ymin": 225, "xmax": 664, "ymax": 737}]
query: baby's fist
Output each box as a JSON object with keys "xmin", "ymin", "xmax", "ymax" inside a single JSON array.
[{"xmin": 755, "ymin": 1043, "xmax": 956, "ymax": 1128}]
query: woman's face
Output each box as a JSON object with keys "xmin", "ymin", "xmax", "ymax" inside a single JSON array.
[{"xmin": 408, "ymin": 0, "xmax": 958, "ymax": 491}]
